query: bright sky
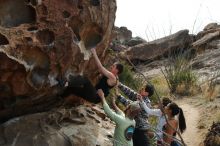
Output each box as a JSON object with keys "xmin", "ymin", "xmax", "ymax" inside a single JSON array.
[{"xmin": 115, "ymin": 0, "xmax": 220, "ymax": 41}]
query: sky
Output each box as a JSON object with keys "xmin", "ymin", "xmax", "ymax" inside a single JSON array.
[{"xmin": 115, "ymin": 0, "xmax": 220, "ymax": 41}]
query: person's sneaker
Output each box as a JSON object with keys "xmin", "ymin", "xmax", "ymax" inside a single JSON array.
[{"xmin": 57, "ymin": 76, "xmax": 67, "ymax": 87}]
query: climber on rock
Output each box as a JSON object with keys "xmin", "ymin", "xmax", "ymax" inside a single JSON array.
[{"xmin": 60, "ymin": 47, "xmax": 123, "ymax": 104}]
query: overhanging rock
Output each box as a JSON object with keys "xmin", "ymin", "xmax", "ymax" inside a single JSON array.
[{"xmin": 0, "ymin": 0, "xmax": 116, "ymax": 122}]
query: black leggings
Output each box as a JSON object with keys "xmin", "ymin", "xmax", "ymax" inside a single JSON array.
[
  {"xmin": 60, "ymin": 76, "xmax": 101, "ymax": 103},
  {"xmin": 133, "ymin": 128, "xmax": 150, "ymax": 146}
]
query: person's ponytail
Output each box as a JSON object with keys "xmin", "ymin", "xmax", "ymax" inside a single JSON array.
[{"xmin": 178, "ymin": 107, "xmax": 186, "ymax": 133}]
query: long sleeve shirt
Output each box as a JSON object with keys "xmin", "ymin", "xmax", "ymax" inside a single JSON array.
[
  {"xmin": 139, "ymin": 101, "xmax": 166, "ymax": 140},
  {"xmin": 117, "ymin": 83, "xmax": 151, "ymax": 130},
  {"xmin": 103, "ymin": 101, "xmax": 135, "ymax": 146}
]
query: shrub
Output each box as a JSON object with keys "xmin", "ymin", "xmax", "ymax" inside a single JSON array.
[
  {"xmin": 119, "ymin": 62, "xmax": 143, "ymax": 91},
  {"xmin": 149, "ymin": 75, "xmax": 170, "ymax": 103},
  {"xmin": 201, "ymin": 71, "xmax": 220, "ymax": 101},
  {"xmin": 162, "ymin": 51, "xmax": 197, "ymax": 95}
]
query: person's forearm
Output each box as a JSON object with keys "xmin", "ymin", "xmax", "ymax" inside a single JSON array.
[
  {"xmin": 101, "ymin": 97, "xmax": 106, "ymax": 105},
  {"xmin": 92, "ymin": 50, "xmax": 114, "ymax": 79},
  {"xmin": 139, "ymin": 101, "xmax": 161, "ymax": 116},
  {"xmin": 117, "ymin": 94, "xmax": 130, "ymax": 106},
  {"xmin": 92, "ymin": 50, "xmax": 103, "ymax": 71},
  {"xmin": 112, "ymin": 100, "xmax": 120, "ymax": 113},
  {"xmin": 118, "ymin": 83, "xmax": 139, "ymax": 101},
  {"xmin": 103, "ymin": 101, "xmax": 117, "ymax": 121}
]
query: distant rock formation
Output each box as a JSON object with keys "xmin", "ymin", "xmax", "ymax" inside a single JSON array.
[
  {"xmin": 123, "ymin": 30, "xmax": 193, "ymax": 61},
  {"xmin": 193, "ymin": 23, "xmax": 220, "ymax": 50},
  {"xmin": 112, "ymin": 26, "xmax": 132, "ymax": 44},
  {"xmin": 113, "ymin": 22, "xmax": 220, "ymax": 64},
  {"xmin": 125, "ymin": 36, "xmax": 147, "ymax": 47}
]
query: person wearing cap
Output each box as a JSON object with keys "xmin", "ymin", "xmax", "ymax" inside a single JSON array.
[
  {"xmin": 97, "ymin": 89, "xmax": 140, "ymax": 146},
  {"xmin": 116, "ymin": 83, "xmax": 155, "ymax": 146}
]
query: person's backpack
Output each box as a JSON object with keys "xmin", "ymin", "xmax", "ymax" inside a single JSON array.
[{"xmin": 124, "ymin": 126, "xmax": 135, "ymax": 141}]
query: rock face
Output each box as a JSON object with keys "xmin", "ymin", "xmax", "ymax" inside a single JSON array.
[
  {"xmin": 0, "ymin": 0, "xmax": 116, "ymax": 122},
  {"xmin": 191, "ymin": 22, "xmax": 220, "ymax": 86},
  {"xmin": 110, "ymin": 26, "xmax": 147, "ymax": 53},
  {"xmin": 123, "ymin": 30, "xmax": 193, "ymax": 61},
  {"xmin": 193, "ymin": 23, "xmax": 220, "ymax": 50},
  {"xmin": 204, "ymin": 122, "xmax": 220, "ymax": 146},
  {"xmin": 125, "ymin": 36, "xmax": 146, "ymax": 47},
  {"xmin": 110, "ymin": 26, "xmax": 132, "ymax": 52},
  {"xmin": 0, "ymin": 105, "xmax": 114, "ymax": 146},
  {"xmin": 112, "ymin": 26, "xmax": 132, "ymax": 44},
  {"xmin": 192, "ymin": 47, "xmax": 220, "ymax": 79}
]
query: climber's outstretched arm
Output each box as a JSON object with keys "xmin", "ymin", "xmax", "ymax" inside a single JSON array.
[{"xmin": 91, "ymin": 48, "xmax": 115, "ymax": 80}]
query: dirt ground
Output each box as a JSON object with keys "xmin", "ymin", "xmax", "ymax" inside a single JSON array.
[
  {"xmin": 175, "ymin": 96, "xmax": 220, "ymax": 146},
  {"xmin": 175, "ymin": 98, "xmax": 204, "ymax": 146}
]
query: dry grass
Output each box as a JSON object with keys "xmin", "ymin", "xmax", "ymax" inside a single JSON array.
[
  {"xmin": 205, "ymin": 86, "xmax": 219, "ymax": 101},
  {"xmin": 200, "ymin": 71, "xmax": 220, "ymax": 101},
  {"xmin": 149, "ymin": 75, "xmax": 171, "ymax": 103},
  {"xmin": 175, "ymin": 83, "xmax": 201, "ymax": 96},
  {"xmin": 149, "ymin": 74, "xmax": 201, "ymax": 101},
  {"xmin": 201, "ymin": 83, "xmax": 220, "ymax": 101},
  {"xmin": 196, "ymin": 97, "xmax": 220, "ymax": 140}
]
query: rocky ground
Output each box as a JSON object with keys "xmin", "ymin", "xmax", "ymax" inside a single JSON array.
[
  {"xmin": 204, "ymin": 122, "xmax": 220, "ymax": 146},
  {"xmin": 0, "ymin": 103, "xmax": 115, "ymax": 146}
]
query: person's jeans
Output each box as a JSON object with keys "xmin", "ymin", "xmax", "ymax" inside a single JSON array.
[{"xmin": 133, "ymin": 128, "xmax": 150, "ymax": 146}]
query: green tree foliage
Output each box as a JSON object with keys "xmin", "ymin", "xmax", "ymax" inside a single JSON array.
[{"xmin": 119, "ymin": 62, "xmax": 143, "ymax": 91}]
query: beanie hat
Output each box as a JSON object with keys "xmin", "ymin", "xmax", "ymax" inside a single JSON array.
[{"xmin": 127, "ymin": 101, "xmax": 141, "ymax": 112}]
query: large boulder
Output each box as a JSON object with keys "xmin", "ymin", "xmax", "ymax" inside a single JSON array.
[
  {"xmin": 0, "ymin": 0, "xmax": 116, "ymax": 122},
  {"xmin": 191, "ymin": 47, "xmax": 220, "ymax": 85},
  {"xmin": 123, "ymin": 30, "xmax": 193, "ymax": 61},
  {"xmin": 125, "ymin": 36, "xmax": 147, "ymax": 47},
  {"xmin": 203, "ymin": 23, "xmax": 219, "ymax": 31},
  {"xmin": 110, "ymin": 26, "xmax": 132, "ymax": 52},
  {"xmin": 112, "ymin": 26, "xmax": 132, "ymax": 44},
  {"xmin": 0, "ymin": 105, "xmax": 114, "ymax": 146},
  {"xmin": 193, "ymin": 23, "xmax": 220, "ymax": 49}
]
